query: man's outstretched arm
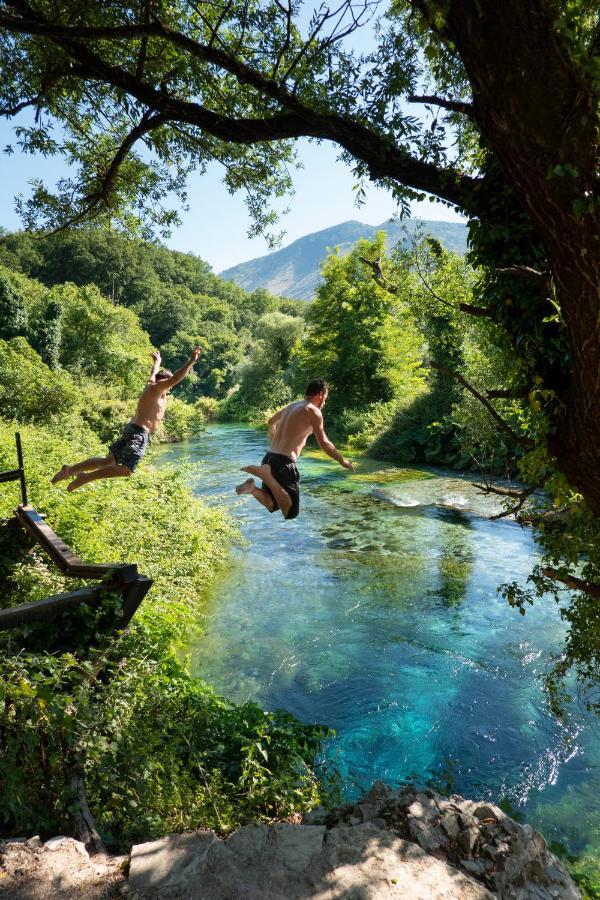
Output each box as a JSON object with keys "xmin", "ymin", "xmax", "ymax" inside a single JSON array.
[
  {"xmin": 148, "ymin": 349, "xmax": 162, "ymax": 384},
  {"xmin": 158, "ymin": 347, "xmax": 202, "ymax": 390},
  {"xmin": 309, "ymin": 408, "xmax": 354, "ymax": 470}
]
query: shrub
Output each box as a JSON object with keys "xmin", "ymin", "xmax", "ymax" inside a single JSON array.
[
  {"xmin": 156, "ymin": 396, "xmax": 207, "ymax": 442},
  {"xmin": 0, "ymin": 337, "xmax": 78, "ymax": 423},
  {"xmin": 0, "ymin": 273, "xmax": 27, "ymax": 340}
]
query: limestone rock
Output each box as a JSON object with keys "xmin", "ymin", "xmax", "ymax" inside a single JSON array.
[
  {"xmin": 364, "ymin": 780, "xmax": 391, "ymax": 804},
  {"xmin": 127, "ymin": 821, "xmax": 494, "ymax": 899},
  {"xmin": 129, "ymin": 831, "xmax": 218, "ymax": 895},
  {"xmin": 458, "ymin": 827, "xmax": 479, "ymax": 855},
  {"xmin": 441, "ymin": 813, "xmax": 461, "ymax": 839},
  {"xmin": 271, "ymin": 823, "xmax": 326, "ymax": 872},
  {"xmin": 355, "ymin": 802, "xmax": 381, "ymax": 823},
  {"xmin": 44, "ymin": 835, "xmax": 89, "ymax": 857},
  {"xmin": 302, "ymin": 805, "xmax": 327, "ymax": 826}
]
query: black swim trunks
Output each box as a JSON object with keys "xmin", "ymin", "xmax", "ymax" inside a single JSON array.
[
  {"xmin": 261, "ymin": 451, "xmax": 300, "ymax": 520},
  {"xmin": 109, "ymin": 423, "xmax": 149, "ymax": 472}
]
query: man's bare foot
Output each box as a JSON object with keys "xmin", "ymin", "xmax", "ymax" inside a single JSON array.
[
  {"xmin": 235, "ymin": 477, "xmax": 255, "ymax": 496},
  {"xmin": 66, "ymin": 474, "xmax": 87, "ymax": 492},
  {"xmin": 51, "ymin": 465, "xmax": 72, "ymax": 484},
  {"xmin": 241, "ymin": 464, "xmax": 271, "ymax": 481}
]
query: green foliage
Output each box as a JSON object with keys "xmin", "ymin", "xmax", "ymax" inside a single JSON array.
[
  {"xmin": 0, "ymin": 273, "xmax": 27, "ymax": 340},
  {"xmin": 295, "ymin": 235, "xmax": 425, "ymax": 434},
  {"xmin": 156, "ymin": 396, "xmax": 210, "ymax": 443},
  {"xmin": 568, "ymin": 851, "xmax": 600, "ymax": 899},
  {"xmin": 222, "ymin": 311, "xmax": 303, "ymax": 420},
  {"xmin": 0, "ymin": 421, "xmax": 333, "ymax": 846},
  {"xmin": 54, "ymin": 282, "xmax": 151, "ymax": 389},
  {"xmin": 0, "ymin": 337, "xmax": 78, "ymax": 423},
  {"xmin": 162, "ymin": 322, "xmax": 242, "ymax": 400},
  {"xmin": 29, "ymin": 298, "xmax": 62, "ymax": 369}
]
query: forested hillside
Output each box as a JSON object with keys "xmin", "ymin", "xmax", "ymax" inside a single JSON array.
[{"xmin": 0, "ymin": 228, "xmax": 304, "ymax": 404}]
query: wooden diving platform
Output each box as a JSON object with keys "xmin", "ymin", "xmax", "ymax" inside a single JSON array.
[{"xmin": 0, "ymin": 432, "xmax": 152, "ymax": 632}]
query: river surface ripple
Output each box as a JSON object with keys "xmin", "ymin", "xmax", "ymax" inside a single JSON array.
[{"xmin": 157, "ymin": 424, "xmax": 599, "ymax": 855}]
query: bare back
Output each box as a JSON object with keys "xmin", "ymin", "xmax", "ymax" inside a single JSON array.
[
  {"xmin": 269, "ymin": 400, "xmax": 318, "ymax": 459},
  {"xmin": 132, "ymin": 383, "xmax": 168, "ymax": 433}
]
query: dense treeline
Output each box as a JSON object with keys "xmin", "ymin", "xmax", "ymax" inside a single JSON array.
[
  {"xmin": 1, "ymin": 226, "xmax": 517, "ymax": 472},
  {"xmin": 0, "ymin": 228, "xmax": 304, "ymax": 403}
]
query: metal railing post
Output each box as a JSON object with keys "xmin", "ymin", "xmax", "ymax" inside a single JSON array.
[{"xmin": 15, "ymin": 432, "xmax": 28, "ymax": 507}]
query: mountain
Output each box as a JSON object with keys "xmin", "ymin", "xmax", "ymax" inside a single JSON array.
[{"xmin": 219, "ymin": 218, "xmax": 469, "ymax": 300}]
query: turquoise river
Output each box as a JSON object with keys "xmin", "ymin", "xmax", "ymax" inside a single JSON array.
[{"xmin": 158, "ymin": 424, "xmax": 599, "ymax": 860}]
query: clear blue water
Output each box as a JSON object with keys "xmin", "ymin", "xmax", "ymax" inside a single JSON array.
[{"xmin": 157, "ymin": 424, "xmax": 599, "ymax": 856}]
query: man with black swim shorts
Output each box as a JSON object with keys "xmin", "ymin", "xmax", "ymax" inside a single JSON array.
[
  {"xmin": 235, "ymin": 379, "xmax": 353, "ymax": 520},
  {"xmin": 51, "ymin": 346, "xmax": 201, "ymax": 491}
]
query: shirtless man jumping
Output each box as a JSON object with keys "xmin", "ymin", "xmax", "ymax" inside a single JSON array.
[
  {"xmin": 52, "ymin": 347, "xmax": 201, "ymax": 491},
  {"xmin": 235, "ymin": 378, "xmax": 353, "ymax": 520}
]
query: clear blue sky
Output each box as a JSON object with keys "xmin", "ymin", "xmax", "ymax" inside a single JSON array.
[{"xmin": 0, "ymin": 120, "xmax": 465, "ymax": 273}]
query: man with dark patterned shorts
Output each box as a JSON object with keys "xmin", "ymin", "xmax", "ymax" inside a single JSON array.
[
  {"xmin": 51, "ymin": 347, "xmax": 201, "ymax": 491},
  {"xmin": 235, "ymin": 379, "xmax": 353, "ymax": 520}
]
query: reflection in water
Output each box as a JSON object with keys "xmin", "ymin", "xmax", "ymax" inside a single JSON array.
[
  {"xmin": 157, "ymin": 425, "xmax": 599, "ymax": 857},
  {"xmin": 436, "ymin": 509, "xmax": 475, "ymax": 608}
]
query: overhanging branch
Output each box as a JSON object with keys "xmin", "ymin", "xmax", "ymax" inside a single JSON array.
[
  {"xmin": 0, "ymin": 2, "xmax": 482, "ymax": 213},
  {"xmin": 408, "ymin": 94, "xmax": 474, "ymax": 118},
  {"xmin": 478, "ymin": 482, "xmax": 539, "ymax": 520},
  {"xmin": 45, "ymin": 111, "xmax": 168, "ymax": 233},
  {"xmin": 496, "ymin": 265, "xmax": 550, "ymax": 289},
  {"xmin": 431, "ymin": 362, "xmax": 534, "ymax": 448},
  {"xmin": 360, "ymin": 252, "xmax": 493, "ymax": 318},
  {"xmin": 542, "ymin": 567, "xmax": 600, "ymax": 599},
  {"xmin": 485, "ymin": 388, "xmax": 529, "ymax": 399},
  {"xmin": 413, "ymin": 254, "xmax": 493, "ymax": 318}
]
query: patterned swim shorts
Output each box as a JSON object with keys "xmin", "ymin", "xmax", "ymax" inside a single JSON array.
[{"xmin": 109, "ymin": 423, "xmax": 149, "ymax": 472}]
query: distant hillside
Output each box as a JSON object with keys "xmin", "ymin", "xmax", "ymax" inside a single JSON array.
[{"xmin": 220, "ymin": 218, "xmax": 468, "ymax": 300}]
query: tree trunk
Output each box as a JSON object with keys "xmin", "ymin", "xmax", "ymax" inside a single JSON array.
[
  {"xmin": 67, "ymin": 752, "xmax": 106, "ymax": 856},
  {"xmin": 551, "ymin": 242, "xmax": 600, "ymax": 512},
  {"xmin": 446, "ymin": 0, "xmax": 600, "ymax": 511}
]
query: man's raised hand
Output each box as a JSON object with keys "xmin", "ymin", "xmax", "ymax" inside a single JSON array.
[
  {"xmin": 191, "ymin": 346, "xmax": 202, "ymax": 362},
  {"xmin": 151, "ymin": 349, "xmax": 161, "ymax": 364}
]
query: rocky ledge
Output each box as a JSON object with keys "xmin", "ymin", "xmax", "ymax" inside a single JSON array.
[
  {"xmin": 0, "ymin": 783, "xmax": 581, "ymax": 899},
  {"xmin": 127, "ymin": 783, "xmax": 578, "ymax": 899},
  {"xmin": 306, "ymin": 782, "xmax": 580, "ymax": 899}
]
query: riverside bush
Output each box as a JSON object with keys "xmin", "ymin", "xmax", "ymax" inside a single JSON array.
[
  {"xmin": 156, "ymin": 396, "xmax": 210, "ymax": 443},
  {"xmin": 0, "ymin": 337, "xmax": 78, "ymax": 423},
  {"xmin": 0, "ymin": 421, "xmax": 334, "ymax": 847}
]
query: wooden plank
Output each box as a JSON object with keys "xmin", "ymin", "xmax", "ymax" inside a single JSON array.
[
  {"xmin": 0, "ymin": 575, "xmax": 152, "ymax": 630},
  {"xmin": 15, "ymin": 506, "xmax": 134, "ymax": 579},
  {"xmin": 120, "ymin": 576, "xmax": 153, "ymax": 627},
  {"xmin": 0, "ymin": 584, "xmax": 106, "ymax": 628},
  {"xmin": 0, "ymin": 469, "xmax": 22, "ymax": 484}
]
